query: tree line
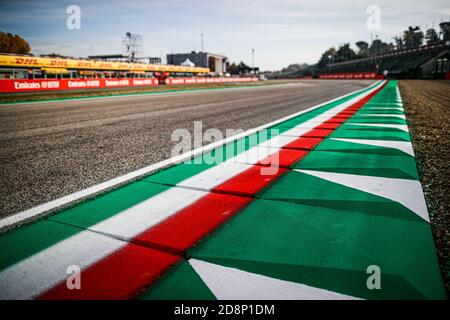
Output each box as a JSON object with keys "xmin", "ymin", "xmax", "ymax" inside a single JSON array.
[{"xmin": 317, "ymin": 22, "xmax": 450, "ymax": 69}]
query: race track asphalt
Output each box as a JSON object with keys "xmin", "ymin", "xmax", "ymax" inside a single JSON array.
[{"xmin": 0, "ymin": 80, "xmax": 375, "ymax": 218}]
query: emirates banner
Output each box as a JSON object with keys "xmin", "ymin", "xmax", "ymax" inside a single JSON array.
[
  {"xmin": 0, "ymin": 78, "xmax": 159, "ymax": 93},
  {"xmin": 164, "ymin": 77, "xmax": 259, "ymax": 85},
  {"xmin": 318, "ymin": 72, "xmax": 384, "ymax": 79}
]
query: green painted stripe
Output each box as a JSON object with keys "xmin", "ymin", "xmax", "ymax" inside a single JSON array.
[
  {"xmin": 315, "ymin": 138, "xmax": 412, "ymax": 157},
  {"xmin": 0, "ymin": 220, "xmax": 82, "ymax": 270},
  {"xmin": 291, "ymin": 150, "xmax": 419, "ymax": 180},
  {"xmin": 356, "ymin": 109, "xmax": 404, "ymax": 115},
  {"xmin": 347, "ymin": 118, "xmax": 407, "ymax": 124},
  {"xmin": 329, "ymin": 127, "xmax": 411, "ymax": 141},
  {"xmin": 337, "ymin": 123, "xmax": 407, "ymax": 133}
]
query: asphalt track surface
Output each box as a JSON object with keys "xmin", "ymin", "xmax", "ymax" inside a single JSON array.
[{"xmin": 0, "ymin": 80, "xmax": 375, "ymax": 218}]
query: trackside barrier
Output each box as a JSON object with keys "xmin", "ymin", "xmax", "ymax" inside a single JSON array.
[
  {"xmin": 319, "ymin": 72, "xmax": 385, "ymax": 80},
  {"xmin": 163, "ymin": 77, "xmax": 258, "ymax": 85},
  {"xmin": 0, "ymin": 77, "xmax": 259, "ymax": 93},
  {"xmin": 0, "ymin": 78, "xmax": 159, "ymax": 93}
]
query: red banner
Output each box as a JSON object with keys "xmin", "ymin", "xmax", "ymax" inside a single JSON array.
[
  {"xmin": 163, "ymin": 77, "xmax": 258, "ymax": 85},
  {"xmin": 318, "ymin": 72, "xmax": 384, "ymax": 80},
  {"xmin": 0, "ymin": 78, "xmax": 159, "ymax": 93}
]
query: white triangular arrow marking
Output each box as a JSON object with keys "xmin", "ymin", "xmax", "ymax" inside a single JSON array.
[
  {"xmin": 189, "ymin": 259, "xmax": 360, "ymax": 300},
  {"xmin": 363, "ymin": 114, "xmax": 406, "ymax": 119},
  {"xmin": 331, "ymin": 138, "xmax": 414, "ymax": 156},
  {"xmin": 346, "ymin": 123, "xmax": 409, "ymax": 132},
  {"xmin": 296, "ymin": 170, "xmax": 429, "ymax": 222}
]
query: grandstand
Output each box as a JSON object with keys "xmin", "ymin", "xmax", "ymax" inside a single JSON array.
[
  {"xmin": 0, "ymin": 54, "xmax": 210, "ymax": 80},
  {"xmin": 323, "ymin": 42, "xmax": 449, "ymax": 79}
]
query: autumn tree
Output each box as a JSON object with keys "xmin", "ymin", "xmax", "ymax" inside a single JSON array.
[{"xmin": 0, "ymin": 32, "xmax": 31, "ymax": 54}]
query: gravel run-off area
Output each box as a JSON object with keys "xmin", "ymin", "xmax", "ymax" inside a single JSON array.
[{"xmin": 399, "ymin": 80, "xmax": 450, "ymax": 297}]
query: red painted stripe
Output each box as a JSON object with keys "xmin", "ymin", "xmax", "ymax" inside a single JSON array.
[
  {"xmin": 256, "ymin": 149, "xmax": 309, "ymax": 168},
  {"xmin": 39, "ymin": 243, "xmax": 180, "ymax": 300},
  {"xmin": 316, "ymin": 122, "xmax": 341, "ymax": 130},
  {"xmin": 135, "ymin": 193, "xmax": 253, "ymax": 253},
  {"xmin": 302, "ymin": 128, "xmax": 334, "ymax": 138},
  {"xmin": 325, "ymin": 116, "xmax": 348, "ymax": 123},
  {"xmin": 283, "ymin": 137, "xmax": 324, "ymax": 150},
  {"xmin": 36, "ymin": 82, "xmax": 387, "ymax": 299}
]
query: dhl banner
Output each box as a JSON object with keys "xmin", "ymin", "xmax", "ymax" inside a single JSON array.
[
  {"xmin": 0, "ymin": 55, "xmax": 210, "ymax": 74},
  {"xmin": 318, "ymin": 72, "xmax": 385, "ymax": 79},
  {"xmin": 0, "ymin": 78, "xmax": 159, "ymax": 93}
]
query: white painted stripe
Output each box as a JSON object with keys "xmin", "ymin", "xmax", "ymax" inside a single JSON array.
[
  {"xmin": 0, "ymin": 228, "xmax": 125, "ymax": 300},
  {"xmin": 0, "ymin": 80, "xmax": 385, "ymax": 232},
  {"xmin": 88, "ymin": 188, "xmax": 207, "ymax": 240},
  {"xmin": 177, "ymin": 162, "xmax": 253, "ymax": 190},
  {"xmin": 297, "ymin": 169, "xmax": 429, "ymax": 222},
  {"xmin": 0, "ymin": 82, "xmax": 386, "ymax": 299},
  {"xmin": 331, "ymin": 138, "xmax": 414, "ymax": 156},
  {"xmin": 346, "ymin": 123, "xmax": 409, "ymax": 132},
  {"xmin": 189, "ymin": 259, "xmax": 360, "ymax": 300}
]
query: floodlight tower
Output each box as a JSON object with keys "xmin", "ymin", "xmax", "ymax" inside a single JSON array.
[
  {"xmin": 201, "ymin": 26, "xmax": 204, "ymax": 52},
  {"xmin": 251, "ymin": 48, "xmax": 255, "ymax": 74},
  {"xmin": 122, "ymin": 32, "xmax": 143, "ymax": 62}
]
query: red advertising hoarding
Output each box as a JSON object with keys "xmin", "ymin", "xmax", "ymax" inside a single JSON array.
[
  {"xmin": 0, "ymin": 78, "xmax": 159, "ymax": 93},
  {"xmin": 318, "ymin": 72, "xmax": 384, "ymax": 79},
  {"xmin": 0, "ymin": 77, "xmax": 259, "ymax": 93},
  {"xmin": 163, "ymin": 77, "xmax": 258, "ymax": 85}
]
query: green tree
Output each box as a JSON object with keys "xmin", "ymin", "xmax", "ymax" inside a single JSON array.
[
  {"xmin": 440, "ymin": 22, "xmax": 450, "ymax": 41},
  {"xmin": 393, "ymin": 36, "xmax": 404, "ymax": 50},
  {"xmin": 227, "ymin": 62, "xmax": 239, "ymax": 75},
  {"xmin": 0, "ymin": 32, "xmax": 31, "ymax": 54},
  {"xmin": 355, "ymin": 41, "xmax": 369, "ymax": 58},
  {"xmin": 425, "ymin": 28, "xmax": 439, "ymax": 44},
  {"xmin": 317, "ymin": 47, "xmax": 336, "ymax": 70},
  {"xmin": 369, "ymin": 39, "xmax": 391, "ymax": 55},
  {"xmin": 403, "ymin": 26, "xmax": 423, "ymax": 48},
  {"xmin": 335, "ymin": 43, "xmax": 356, "ymax": 62}
]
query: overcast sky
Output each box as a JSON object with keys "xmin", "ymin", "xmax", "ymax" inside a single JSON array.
[{"xmin": 0, "ymin": 0, "xmax": 449, "ymax": 70}]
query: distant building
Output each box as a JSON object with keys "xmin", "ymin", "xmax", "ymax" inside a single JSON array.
[
  {"xmin": 146, "ymin": 57, "xmax": 162, "ymax": 64},
  {"xmin": 167, "ymin": 52, "xmax": 228, "ymax": 74}
]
